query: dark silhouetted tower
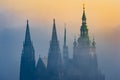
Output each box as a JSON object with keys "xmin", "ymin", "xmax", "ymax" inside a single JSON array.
[
  {"xmin": 47, "ymin": 19, "xmax": 62, "ymax": 80},
  {"xmin": 20, "ymin": 20, "xmax": 35, "ymax": 80},
  {"xmin": 63, "ymin": 26, "xmax": 69, "ymax": 65}
]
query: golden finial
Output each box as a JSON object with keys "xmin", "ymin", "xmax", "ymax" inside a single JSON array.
[{"xmin": 83, "ymin": 3, "xmax": 85, "ymax": 10}]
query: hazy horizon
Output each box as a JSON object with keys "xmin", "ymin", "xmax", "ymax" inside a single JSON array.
[{"xmin": 0, "ymin": 0, "xmax": 120, "ymax": 80}]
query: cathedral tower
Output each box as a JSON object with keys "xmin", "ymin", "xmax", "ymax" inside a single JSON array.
[
  {"xmin": 73, "ymin": 4, "xmax": 91, "ymax": 69},
  {"xmin": 47, "ymin": 19, "xmax": 62, "ymax": 80},
  {"xmin": 72, "ymin": 4, "xmax": 105, "ymax": 80},
  {"xmin": 20, "ymin": 20, "xmax": 35, "ymax": 80}
]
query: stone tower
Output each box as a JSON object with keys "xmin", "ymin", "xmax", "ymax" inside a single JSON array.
[
  {"xmin": 72, "ymin": 4, "xmax": 105, "ymax": 80},
  {"xmin": 47, "ymin": 19, "xmax": 62, "ymax": 80},
  {"xmin": 20, "ymin": 20, "xmax": 35, "ymax": 80}
]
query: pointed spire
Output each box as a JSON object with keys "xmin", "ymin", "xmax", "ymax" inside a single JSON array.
[
  {"xmin": 25, "ymin": 20, "xmax": 31, "ymax": 44},
  {"xmin": 80, "ymin": 4, "xmax": 88, "ymax": 37},
  {"xmin": 63, "ymin": 24, "xmax": 69, "ymax": 65},
  {"xmin": 48, "ymin": 19, "xmax": 62, "ymax": 80},
  {"xmin": 92, "ymin": 37, "xmax": 96, "ymax": 48},
  {"xmin": 82, "ymin": 3, "xmax": 86, "ymax": 24},
  {"xmin": 51, "ymin": 19, "xmax": 58, "ymax": 42},
  {"xmin": 36, "ymin": 55, "xmax": 47, "ymax": 80},
  {"xmin": 73, "ymin": 36, "xmax": 77, "ymax": 47},
  {"xmin": 37, "ymin": 56, "xmax": 46, "ymax": 69},
  {"xmin": 64, "ymin": 23, "xmax": 67, "ymax": 47},
  {"xmin": 20, "ymin": 20, "xmax": 35, "ymax": 80}
]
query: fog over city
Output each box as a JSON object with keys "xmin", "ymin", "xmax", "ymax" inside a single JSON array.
[{"xmin": 0, "ymin": 0, "xmax": 120, "ymax": 80}]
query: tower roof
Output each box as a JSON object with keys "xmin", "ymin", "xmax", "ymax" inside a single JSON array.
[
  {"xmin": 82, "ymin": 4, "xmax": 86, "ymax": 21},
  {"xmin": 36, "ymin": 56, "xmax": 47, "ymax": 78},
  {"xmin": 36, "ymin": 56, "xmax": 46, "ymax": 71},
  {"xmin": 47, "ymin": 19, "xmax": 62, "ymax": 78}
]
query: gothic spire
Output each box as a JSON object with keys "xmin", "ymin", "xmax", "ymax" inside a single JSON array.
[
  {"xmin": 47, "ymin": 19, "xmax": 62, "ymax": 80},
  {"xmin": 64, "ymin": 24, "xmax": 67, "ymax": 47},
  {"xmin": 51, "ymin": 19, "xmax": 58, "ymax": 42},
  {"xmin": 24, "ymin": 20, "xmax": 31, "ymax": 44},
  {"xmin": 20, "ymin": 20, "xmax": 35, "ymax": 80},
  {"xmin": 63, "ymin": 24, "xmax": 69, "ymax": 65}
]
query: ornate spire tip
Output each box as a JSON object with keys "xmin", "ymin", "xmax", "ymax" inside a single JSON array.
[
  {"xmin": 53, "ymin": 18, "xmax": 55, "ymax": 23},
  {"xmin": 83, "ymin": 3, "xmax": 85, "ymax": 10}
]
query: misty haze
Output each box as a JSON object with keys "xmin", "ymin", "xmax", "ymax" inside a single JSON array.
[{"xmin": 0, "ymin": 0, "xmax": 120, "ymax": 80}]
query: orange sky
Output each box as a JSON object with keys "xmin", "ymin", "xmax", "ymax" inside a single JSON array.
[
  {"xmin": 1, "ymin": 1, "xmax": 120, "ymax": 80},
  {"xmin": 1, "ymin": 0, "xmax": 120, "ymax": 37}
]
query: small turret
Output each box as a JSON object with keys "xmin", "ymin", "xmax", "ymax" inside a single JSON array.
[
  {"xmin": 73, "ymin": 36, "xmax": 77, "ymax": 47},
  {"xmin": 35, "ymin": 55, "xmax": 47, "ymax": 80},
  {"xmin": 92, "ymin": 37, "xmax": 96, "ymax": 48}
]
